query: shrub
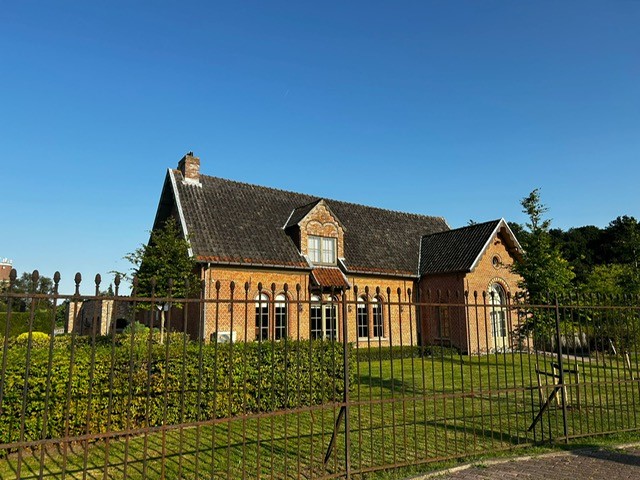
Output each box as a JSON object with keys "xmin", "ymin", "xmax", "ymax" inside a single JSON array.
[
  {"xmin": 0, "ymin": 310, "xmax": 55, "ymax": 337},
  {"xmin": 15, "ymin": 331, "xmax": 50, "ymax": 348},
  {"xmin": 0, "ymin": 338, "xmax": 353, "ymax": 452}
]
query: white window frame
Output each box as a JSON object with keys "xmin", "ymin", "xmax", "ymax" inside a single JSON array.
[
  {"xmin": 255, "ymin": 293, "xmax": 270, "ymax": 341},
  {"xmin": 274, "ymin": 294, "xmax": 288, "ymax": 340},
  {"xmin": 357, "ymin": 297, "xmax": 369, "ymax": 339},
  {"xmin": 371, "ymin": 297, "xmax": 385, "ymax": 339},
  {"xmin": 310, "ymin": 294, "xmax": 338, "ymax": 340},
  {"xmin": 308, "ymin": 235, "xmax": 336, "ymax": 265}
]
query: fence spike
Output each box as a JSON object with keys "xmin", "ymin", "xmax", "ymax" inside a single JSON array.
[
  {"xmin": 271, "ymin": 283, "xmax": 276, "ymax": 294},
  {"xmin": 245, "ymin": 281, "xmax": 250, "ymax": 292},
  {"xmin": 31, "ymin": 270, "xmax": 40, "ymax": 291},
  {"xmin": 215, "ymin": 280, "xmax": 221, "ymax": 291},
  {"xmin": 353, "ymin": 285, "xmax": 358, "ymax": 295},
  {"xmin": 283, "ymin": 283, "xmax": 288, "ymax": 293},
  {"xmin": 74, "ymin": 272, "xmax": 82, "ymax": 296},
  {"xmin": 257, "ymin": 282, "xmax": 263, "ymax": 292},
  {"xmin": 230, "ymin": 281, "xmax": 235, "ymax": 292},
  {"xmin": 9, "ymin": 268, "xmax": 17, "ymax": 287}
]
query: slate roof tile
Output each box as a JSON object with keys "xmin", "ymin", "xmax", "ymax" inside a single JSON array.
[
  {"xmin": 170, "ymin": 170, "xmax": 449, "ymax": 276},
  {"xmin": 419, "ymin": 220, "xmax": 502, "ymax": 275}
]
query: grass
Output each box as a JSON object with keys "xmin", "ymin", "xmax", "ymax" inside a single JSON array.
[{"xmin": 2, "ymin": 349, "xmax": 640, "ymax": 479}]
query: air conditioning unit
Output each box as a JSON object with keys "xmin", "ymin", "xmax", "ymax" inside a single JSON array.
[{"xmin": 212, "ymin": 331, "xmax": 236, "ymax": 344}]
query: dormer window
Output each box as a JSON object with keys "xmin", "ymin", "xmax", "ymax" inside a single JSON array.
[{"xmin": 309, "ymin": 236, "xmax": 336, "ymax": 265}]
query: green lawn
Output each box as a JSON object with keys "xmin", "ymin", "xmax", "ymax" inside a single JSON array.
[{"xmin": 2, "ymin": 351, "xmax": 640, "ymax": 479}]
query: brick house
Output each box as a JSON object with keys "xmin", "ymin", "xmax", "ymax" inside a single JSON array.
[
  {"xmin": 0, "ymin": 258, "xmax": 13, "ymax": 285},
  {"xmin": 150, "ymin": 153, "xmax": 522, "ymax": 353}
]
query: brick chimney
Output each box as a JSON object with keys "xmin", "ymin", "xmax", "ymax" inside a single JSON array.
[{"xmin": 177, "ymin": 152, "xmax": 200, "ymax": 184}]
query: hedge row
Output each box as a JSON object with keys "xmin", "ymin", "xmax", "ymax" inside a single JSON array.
[
  {"xmin": 0, "ymin": 310, "xmax": 55, "ymax": 338},
  {"xmin": 354, "ymin": 345, "xmax": 459, "ymax": 362},
  {"xmin": 0, "ymin": 336, "xmax": 352, "ymax": 450}
]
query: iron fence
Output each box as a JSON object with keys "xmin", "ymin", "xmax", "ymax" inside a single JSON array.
[{"xmin": 1, "ymin": 270, "xmax": 640, "ymax": 478}]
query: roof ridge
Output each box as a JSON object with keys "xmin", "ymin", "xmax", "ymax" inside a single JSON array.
[
  {"xmin": 202, "ymin": 173, "xmax": 446, "ymax": 222},
  {"xmin": 421, "ymin": 219, "xmax": 500, "ymax": 239},
  {"xmin": 292, "ymin": 198, "xmax": 322, "ymax": 211}
]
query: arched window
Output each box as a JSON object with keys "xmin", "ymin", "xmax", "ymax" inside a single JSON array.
[
  {"xmin": 255, "ymin": 293, "xmax": 269, "ymax": 341},
  {"xmin": 274, "ymin": 294, "xmax": 288, "ymax": 340},
  {"xmin": 489, "ymin": 283, "xmax": 507, "ymax": 349},
  {"xmin": 372, "ymin": 297, "xmax": 384, "ymax": 338},
  {"xmin": 310, "ymin": 294, "xmax": 338, "ymax": 340},
  {"xmin": 310, "ymin": 295, "xmax": 323, "ymax": 340},
  {"xmin": 357, "ymin": 296, "xmax": 369, "ymax": 339}
]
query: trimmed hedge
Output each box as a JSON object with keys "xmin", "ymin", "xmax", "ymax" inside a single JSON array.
[
  {"xmin": 0, "ymin": 310, "xmax": 55, "ymax": 338},
  {"xmin": 0, "ymin": 336, "xmax": 352, "ymax": 450},
  {"xmin": 354, "ymin": 345, "xmax": 460, "ymax": 362}
]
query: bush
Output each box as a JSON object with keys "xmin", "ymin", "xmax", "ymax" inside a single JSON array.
[
  {"xmin": 15, "ymin": 331, "xmax": 50, "ymax": 348},
  {"xmin": 0, "ymin": 310, "xmax": 55, "ymax": 337},
  {"xmin": 0, "ymin": 338, "xmax": 353, "ymax": 452}
]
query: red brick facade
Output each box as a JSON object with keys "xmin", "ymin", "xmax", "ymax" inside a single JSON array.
[{"xmin": 419, "ymin": 230, "xmax": 522, "ymax": 353}]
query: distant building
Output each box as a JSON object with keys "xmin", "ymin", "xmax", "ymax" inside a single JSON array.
[
  {"xmin": 65, "ymin": 299, "xmax": 132, "ymax": 335},
  {"xmin": 0, "ymin": 258, "xmax": 13, "ymax": 284}
]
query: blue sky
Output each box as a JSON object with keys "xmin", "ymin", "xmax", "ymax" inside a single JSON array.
[{"xmin": 2, "ymin": 1, "xmax": 639, "ymax": 293}]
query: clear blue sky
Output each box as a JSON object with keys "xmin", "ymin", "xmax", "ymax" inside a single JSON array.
[{"xmin": 2, "ymin": 1, "xmax": 639, "ymax": 293}]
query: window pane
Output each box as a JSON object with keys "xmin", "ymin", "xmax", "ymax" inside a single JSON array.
[
  {"xmin": 325, "ymin": 303, "xmax": 337, "ymax": 340},
  {"xmin": 309, "ymin": 236, "xmax": 320, "ymax": 263},
  {"xmin": 372, "ymin": 302, "xmax": 383, "ymax": 338},
  {"xmin": 275, "ymin": 294, "xmax": 287, "ymax": 340},
  {"xmin": 255, "ymin": 294, "xmax": 269, "ymax": 341},
  {"xmin": 357, "ymin": 299, "xmax": 368, "ymax": 338},
  {"xmin": 322, "ymin": 237, "xmax": 335, "ymax": 264},
  {"xmin": 310, "ymin": 295, "xmax": 322, "ymax": 340}
]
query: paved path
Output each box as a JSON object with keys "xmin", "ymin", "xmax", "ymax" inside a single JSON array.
[{"xmin": 410, "ymin": 446, "xmax": 640, "ymax": 479}]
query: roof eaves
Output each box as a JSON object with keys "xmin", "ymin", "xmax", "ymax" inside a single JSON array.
[
  {"xmin": 196, "ymin": 257, "xmax": 312, "ymax": 272},
  {"xmin": 467, "ymin": 219, "xmax": 503, "ymax": 272},
  {"xmin": 417, "ymin": 236, "xmax": 424, "ymax": 277},
  {"xmin": 169, "ymin": 168, "xmax": 194, "ymax": 258},
  {"xmin": 500, "ymin": 218, "xmax": 524, "ymax": 253}
]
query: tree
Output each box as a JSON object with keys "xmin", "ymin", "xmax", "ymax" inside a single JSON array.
[
  {"xmin": 601, "ymin": 216, "xmax": 640, "ymax": 268},
  {"xmin": 512, "ymin": 189, "xmax": 575, "ymax": 310},
  {"xmin": 10, "ymin": 272, "xmax": 56, "ymax": 311},
  {"xmin": 511, "ymin": 190, "xmax": 575, "ymax": 343},
  {"xmin": 123, "ymin": 217, "xmax": 199, "ymax": 342}
]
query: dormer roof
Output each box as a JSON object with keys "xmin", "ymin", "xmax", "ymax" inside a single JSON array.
[{"xmin": 283, "ymin": 199, "xmax": 345, "ymax": 231}]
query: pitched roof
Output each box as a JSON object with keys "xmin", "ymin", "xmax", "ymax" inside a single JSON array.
[
  {"xmin": 419, "ymin": 219, "xmax": 512, "ymax": 275},
  {"xmin": 160, "ymin": 169, "xmax": 449, "ymax": 276},
  {"xmin": 311, "ymin": 267, "xmax": 351, "ymax": 289}
]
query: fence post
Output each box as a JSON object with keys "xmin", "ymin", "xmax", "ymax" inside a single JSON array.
[
  {"xmin": 342, "ymin": 290, "xmax": 351, "ymax": 478},
  {"xmin": 554, "ymin": 294, "xmax": 569, "ymax": 443}
]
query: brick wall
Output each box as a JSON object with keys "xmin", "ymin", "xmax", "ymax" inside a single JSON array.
[
  {"xmin": 191, "ymin": 265, "xmax": 420, "ymax": 347},
  {"xmin": 66, "ymin": 299, "xmax": 132, "ymax": 335},
  {"xmin": 419, "ymin": 230, "xmax": 522, "ymax": 354}
]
